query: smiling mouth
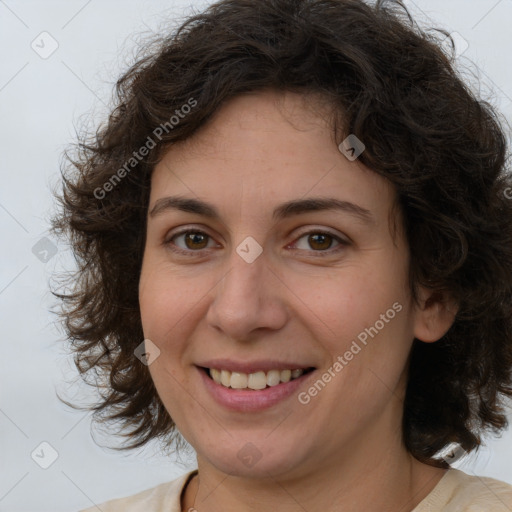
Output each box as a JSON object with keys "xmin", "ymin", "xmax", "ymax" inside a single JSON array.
[{"xmin": 201, "ymin": 367, "xmax": 316, "ymax": 390}]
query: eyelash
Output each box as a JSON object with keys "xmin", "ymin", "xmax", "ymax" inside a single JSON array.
[{"xmin": 163, "ymin": 228, "xmax": 349, "ymax": 258}]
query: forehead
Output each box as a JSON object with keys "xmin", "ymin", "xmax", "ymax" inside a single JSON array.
[{"xmin": 149, "ymin": 90, "xmax": 395, "ymax": 226}]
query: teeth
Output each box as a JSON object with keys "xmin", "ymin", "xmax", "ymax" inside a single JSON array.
[
  {"xmin": 291, "ymin": 369, "xmax": 303, "ymax": 379},
  {"xmin": 230, "ymin": 372, "xmax": 248, "ymax": 389},
  {"xmin": 210, "ymin": 368, "xmax": 221, "ymax": 383},
  {"xmin": 208, "ymin": 367, "xmax": 306, "ymax": 389},
  {"xmin": 248, "ymin": 371, "xmax": 267, "ymax": 390},
  {"xmin": 266, "ymin": 369, "xmax": 281, "ymax": 387},
  {"xmin": 221, "ymin": 369, "xmax": 231, "ymax": 387},
  {"xmin": 280, "ymin": 369, "xmax": 291, "ymax": 383}
]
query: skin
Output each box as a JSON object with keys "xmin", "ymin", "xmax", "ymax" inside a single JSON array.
[{"xmin": 138, "ymin": 89, "xmax": 457, "ymax": 512}]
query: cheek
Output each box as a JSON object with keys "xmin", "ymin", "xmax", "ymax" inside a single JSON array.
[
  {"xmin": 139, "ymin": 259, "xmax": 210, "ymax": 339},
  {"xmin": 293, "ymin": 269, "xmax": 413, "ymax": 408},
  {"xmin": 286, "ymin": 262, "xmax": 407, "ymax": 350}
]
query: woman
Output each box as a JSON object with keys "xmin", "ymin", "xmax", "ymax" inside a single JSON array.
[{"xmin": 51, "ymin": 0, "xmax": 512, "ymax": 510}]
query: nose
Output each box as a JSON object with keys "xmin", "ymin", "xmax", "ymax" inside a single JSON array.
[{"xmin": 206, "ymin": 245, "xmax": 288, "ymax": 342}]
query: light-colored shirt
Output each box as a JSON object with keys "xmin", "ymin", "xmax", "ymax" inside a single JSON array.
[{"xmin": 79, "ymin": 468, "xmax": 512, "ymax": 511}]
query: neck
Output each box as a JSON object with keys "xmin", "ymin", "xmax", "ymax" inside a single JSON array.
[{"xmin": 182, "ymin": 436, "xmax": 447, "ymax": 512}]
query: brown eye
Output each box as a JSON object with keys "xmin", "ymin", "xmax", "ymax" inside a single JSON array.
[
  {"xmin": 307, "ymin": 233, "xmax": 334, "ymax": 251},
  {"xmin": 183, "ymin": 232, "xmax": 209, "ymax": 250},
  {"xmin": 290, "ymin": 230, "xmax": 349, "ymax": 257},
  {"xmin": 166, "ymin": 230, "xmax": 216, "ymax": 254},
  {"xmin": 293, "ymin": 231, "xmax": 342, "ymax": 252}
]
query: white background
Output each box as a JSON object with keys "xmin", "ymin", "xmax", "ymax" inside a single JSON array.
[{"xmin": 0, "ymin": 1, "xmax": 511, "ymax": 511}]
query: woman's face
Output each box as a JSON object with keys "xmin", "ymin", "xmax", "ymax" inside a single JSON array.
[{"xmin": 139, "ymin": 90, "xmax": 442, "ymax": 479}]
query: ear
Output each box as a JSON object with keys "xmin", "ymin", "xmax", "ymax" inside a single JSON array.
[{"xmin": 413, "ymin": 286, "xmax": 459, "ymax": 343}]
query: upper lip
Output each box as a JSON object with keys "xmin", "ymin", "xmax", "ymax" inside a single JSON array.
[{"xmin": 197, "ymin": 359, "xmax": 315, "ymax": 374}]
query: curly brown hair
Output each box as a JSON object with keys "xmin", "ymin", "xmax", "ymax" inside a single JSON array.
[{"xmin": 50, "ymin": 0, "xmax": 512, "ymax": 466}]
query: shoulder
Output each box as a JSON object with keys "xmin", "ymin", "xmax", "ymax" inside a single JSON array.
[
  {"xmin": 414, "ymin": 468, "xmax": 512, "ymax": 512},
  {"xmin": 78, "ymin": 470, "xmax": 197, "ymax": 512}
]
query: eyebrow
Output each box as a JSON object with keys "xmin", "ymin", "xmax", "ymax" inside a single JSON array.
[{"xmin": 149, "ymin": 195, "xmax": 374, "ymax": 224}]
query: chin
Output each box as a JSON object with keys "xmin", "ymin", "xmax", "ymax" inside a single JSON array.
[{"xmin": 197, "ymin": 436, "xmax": 311, "ymax": 479}]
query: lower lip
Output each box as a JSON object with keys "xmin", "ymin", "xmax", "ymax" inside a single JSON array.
[{"xmin": 198, "ymin": 367, "xmax": 315, "ymax": 412}]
